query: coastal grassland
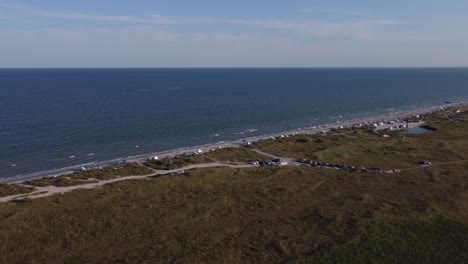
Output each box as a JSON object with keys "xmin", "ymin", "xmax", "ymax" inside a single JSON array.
[
  {"xmin": 0, "ymin": 183, "xmax": 36, "ymax": 197},
  {"xmin": 0, "ymin": 162, "xmax": 466, "ymax": 263},
  {"xmin": 301, "ymin": 217, "xmax": 468, "ymax": 264},
  {"xmin": 205, "ymin": 147, "xmax": 270, "ymax": 162},
  {"xmin": 22, "ymin": 163, "xmax": 153, "ymax": 187},
  {"xmin": 254, "ymin": 109, "xmax": 468, "ymax": 169},
  {"xmin": 145, "ymin": 154, "xmax": 214, "ymax": 170},
  {"xmin": 145, "ymin": 148, "xmax": 268, "ymax": 170},
  {"xmin": 22, "ymin": 177, "xmax": 99, "ymax": 187}
]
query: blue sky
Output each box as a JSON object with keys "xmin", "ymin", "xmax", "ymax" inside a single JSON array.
[{"xmin": 1, "ymin": 0, "xmax": 467, "ymax": 67}]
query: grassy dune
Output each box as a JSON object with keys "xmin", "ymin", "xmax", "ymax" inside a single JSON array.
[
  {"xmin": 145, "ymin": 147, "xmax": 268, "ymax": 170},
  {"xmin": 145, "ymin": 154, "xmax": 214, "ymax": 170},
  {"xmin": 205, "ymin": 147, "xmax": 270, "ymax": 162},
  {"xmin": 23, "ymin": 163, "xmax": 153, "ymax": 187},
  {"xmin": 0, "ymin": 183, "xmax": 36, "ymax": 197}
]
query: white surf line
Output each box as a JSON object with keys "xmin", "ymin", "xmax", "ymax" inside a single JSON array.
[{"xmin": 1, "ymin": 102, "xmax": 464, "ymax": 185}]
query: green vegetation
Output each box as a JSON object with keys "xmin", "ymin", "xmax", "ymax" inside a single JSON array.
[
  {"xmin": 205, "ymin": 147, "xmax": 270, "ymax": 162},
  {"xmin": 23, "ymin": 177, "xmax": 99, "ymax": 187},
  {"xmin": 0, "ymin": 160, "xmax": 467, "ymax": 263},
  {"xmin": 0, "ymin": 107, "xmax": 466, "ymax": 263},
  {"xmin": 23, "ymin": 163, "xmax": 153, "ymax": 187},
  {"xmin": 69, "ymin": 162, "xmax": 153, "ymax": 180},
  {"xmin": 145, "ymin": 147, "xmax": 268, "ymax": 170},
  {"xmin": 145, "ymin": 154, "xmax": 214, "ymax": 170},
  {"xmin": 254, "ymin": 108, "xmax": 468, "ymax": 170},
  {"xmin": 303, "ymin": 217, "xmax": 468, "ymax": 264},
  {"xmin": 0, "ymin": 183, "xmax": 35, "ymax": 197}
]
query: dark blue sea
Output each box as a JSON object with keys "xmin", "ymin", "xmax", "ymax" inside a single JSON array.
[{"xmin": 1, "ymin": 68, "xmax": 467, "ymax": 180}]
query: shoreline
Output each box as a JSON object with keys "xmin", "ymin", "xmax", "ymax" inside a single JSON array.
[{"xmin": 1, "ymin": 101, "xmax": 465, "ymax": 184}]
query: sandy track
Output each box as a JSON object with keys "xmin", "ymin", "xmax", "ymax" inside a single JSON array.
[
  {"xmin": 0, "ymin": 162, "xmax": 256, "ymax": 202},
  {"xmin": 2, "ymin": 156, "xmax": 467, "ymax": 202}
]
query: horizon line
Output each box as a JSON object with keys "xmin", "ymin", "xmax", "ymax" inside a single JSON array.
[{"xmin": 1, "ymin": 66, "xmax": 468, "ymax": 70}]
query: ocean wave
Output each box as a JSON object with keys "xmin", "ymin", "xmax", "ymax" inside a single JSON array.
[
  {"xmin": 137, "ymin": 86, "xmax": 180, "ymax": 92},
  {"xmin": 3, "ymin": 100, "xmax": 464, "ymax": 184},
  {"xmin": 234, "ymin": 129, "xmax": 258, "ymax": 135},
  {"xmin": 136, "ymin": 88, "xmax": 159, "ymax": 92}
]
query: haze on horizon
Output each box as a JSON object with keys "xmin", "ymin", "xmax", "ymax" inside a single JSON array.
[{"xmin": 0, "ymin": 0, "xmax": 467, "ymax": 68}]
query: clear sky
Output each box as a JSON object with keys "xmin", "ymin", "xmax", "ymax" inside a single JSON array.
[{"xmin": 1, "ymin": 0, "xmax": 467, "ymax": 67}]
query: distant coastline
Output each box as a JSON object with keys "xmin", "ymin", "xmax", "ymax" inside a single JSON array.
[
  {"xmin": 2, "ymin": 101, "xmax": 464, "ymax": 184},
  {"xmin": 2, "ymin": 68, "xmax": 468, "ymax": 180}
]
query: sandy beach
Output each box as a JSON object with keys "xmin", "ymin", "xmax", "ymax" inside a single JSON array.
[
  {"xmin": 1, "ymin": 102, "xmax": 464, "ymax": 185},
  {"xmin": 0, "ymin": 102, "xmax": 466, "ymax": 202}
]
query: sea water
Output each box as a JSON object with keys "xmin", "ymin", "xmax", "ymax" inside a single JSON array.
[{"xmin": 1, "ymin": 68, "xmax": 467, "ymax": 180}]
